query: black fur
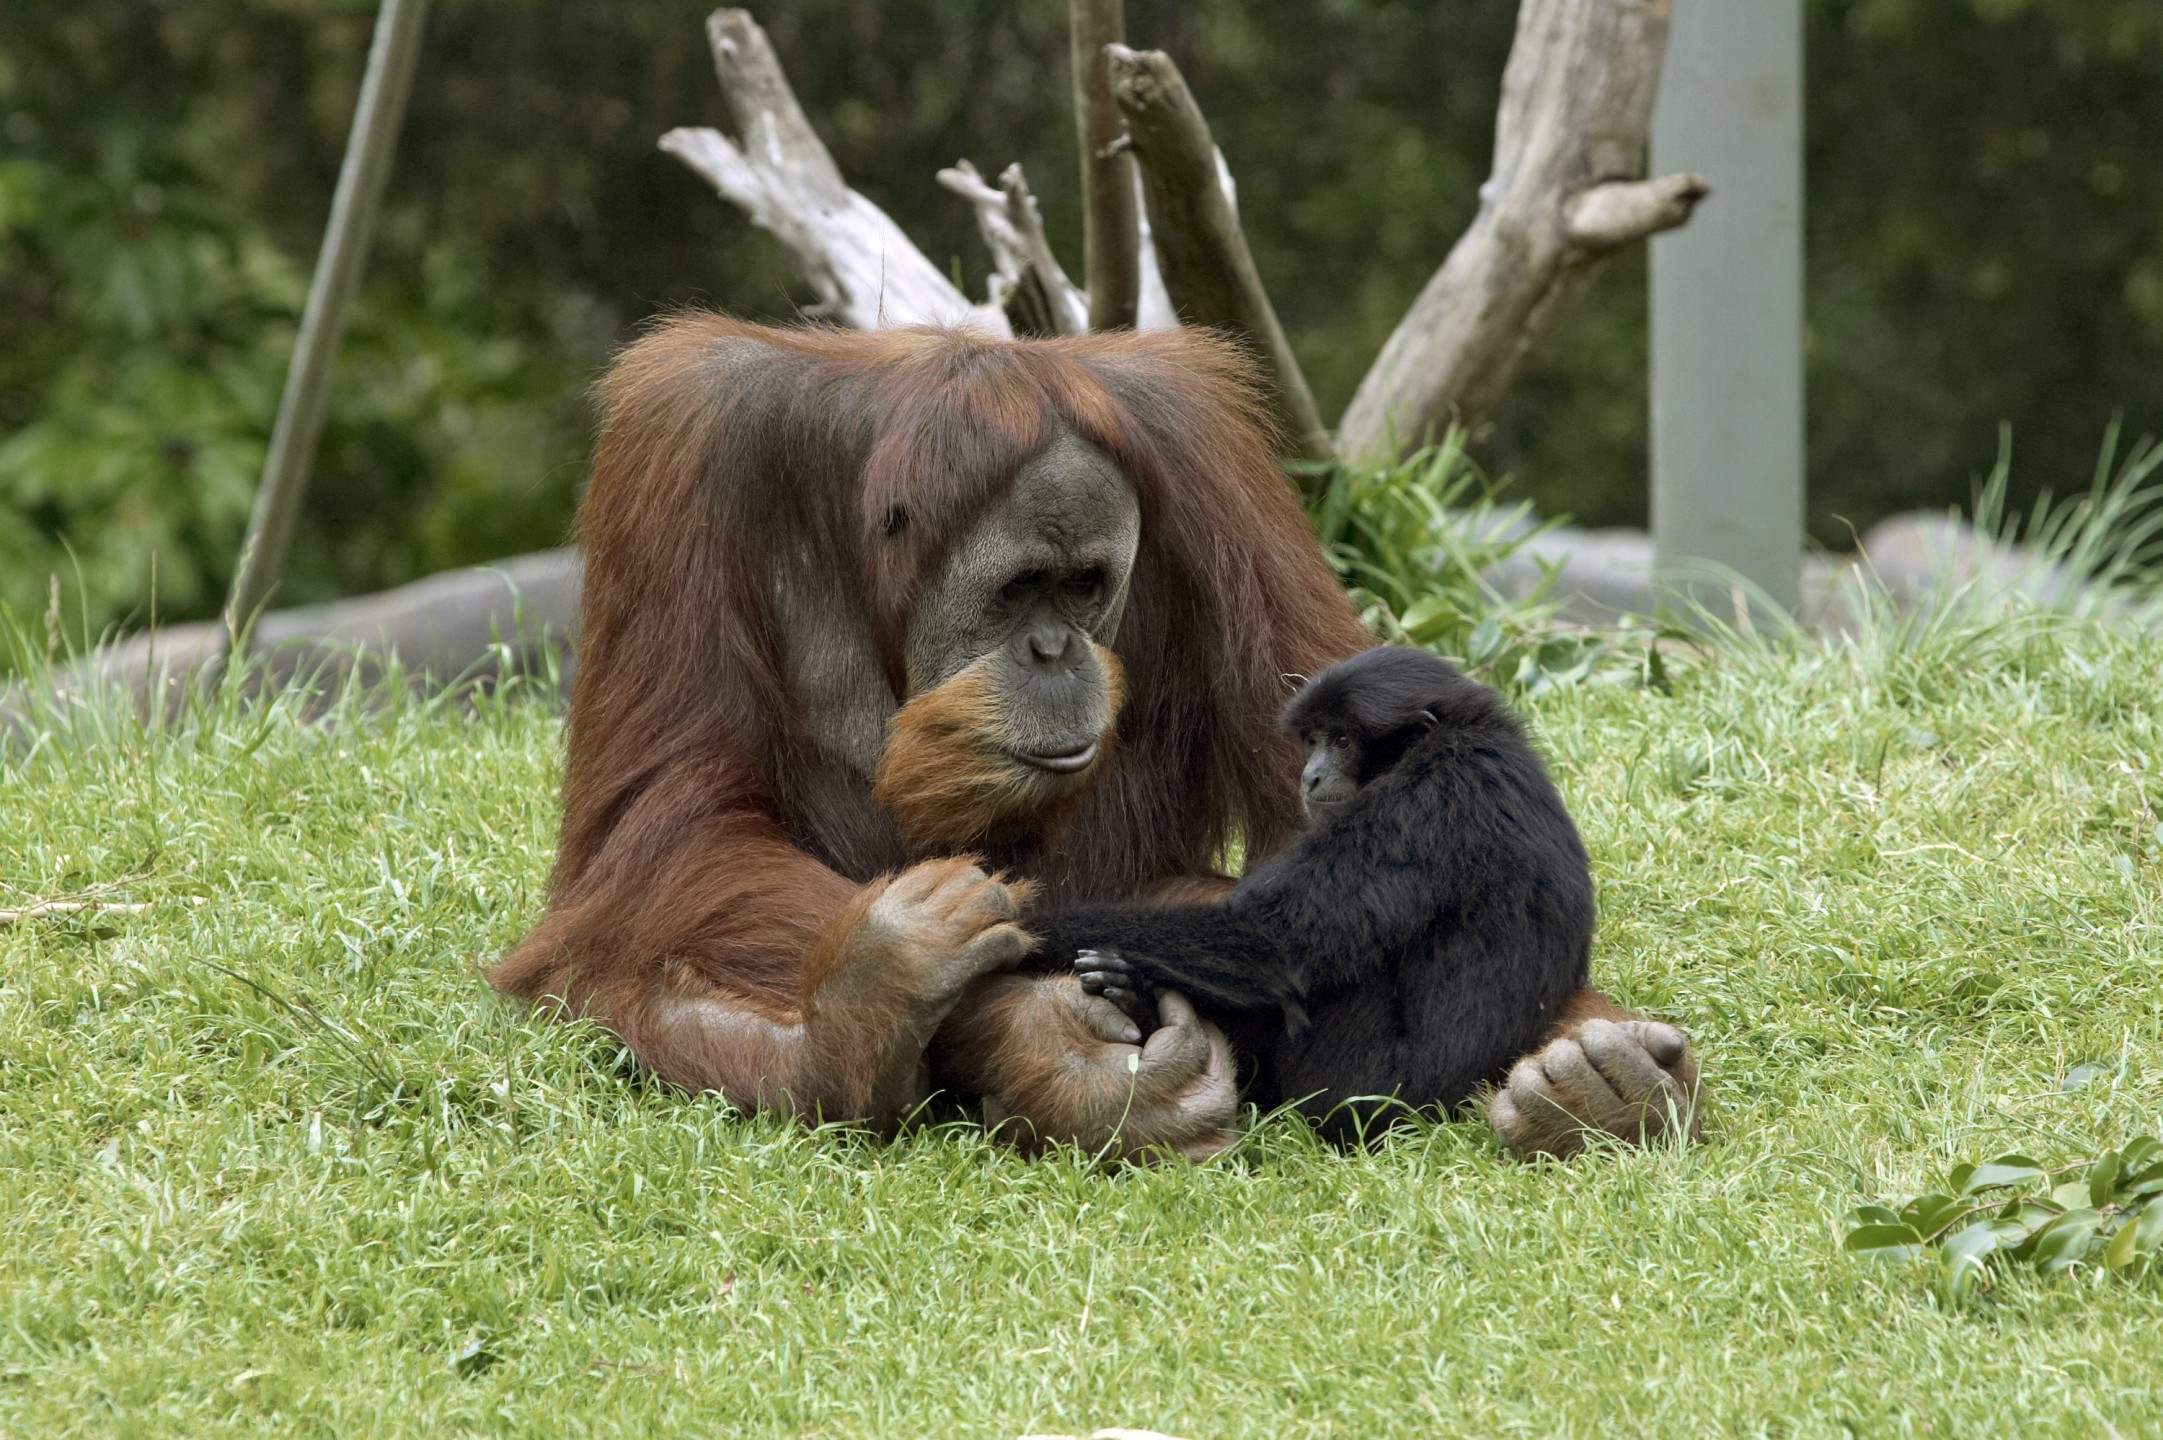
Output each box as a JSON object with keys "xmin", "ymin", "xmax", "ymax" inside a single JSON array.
[{"xmin": 1030, "ymin": 647, "xmax": 1594, "ymax": 1138}]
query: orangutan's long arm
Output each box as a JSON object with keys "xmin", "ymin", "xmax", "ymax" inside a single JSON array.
[{"xmin": 489, "ymin": 776, "xmax": 1032, "ymax": 1129}]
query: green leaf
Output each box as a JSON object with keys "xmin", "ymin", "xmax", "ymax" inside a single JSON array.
[
  {"xmin": 2120, "ymin": 1137, "xmax": 2161, "ymax": 1173},
  {"xmin": 1853, "ymin": 1204, "xmax": 1904, "ymax": 1228},
  {"xmin": 1941, "ymin": 1221, "xmax": 2002, "ymax": 1265},
  {"xmin": 1844, "ymin": 1224, "xmax": 1925, "ymax": 1261},
  {"xmin": 2102, "ymin": 1217, "xmax": 2147, "ymax": 1273},
  {"xmin": 1465, "ymin": 615, "xmax": 1504, "ymax": 665},
  {"xmin": 1902, "ymin": 1194, "xmax": 1965, "ymax": 1237},
  {"xmin": 2051, "ymin": 1179, "xmax": 2092, "ymax": 1209},
  {"xmin": 1947, "ymin": 1162, "xmax": 1977, "ymax": 1195},
  {"xmin": 2120, "ymin": 1161, "xmax": 2163, "ymax": 1197},
  {"xmin": 1399, "ymin": 595, "xmax": 1456, "ymax": 629},
  {"xmin": 2032, "ymin": 1209, "xmax": 2101, "ymax": 1275},
  {"xmin": 2136, "ymin": 1198, "xmax": 2163, "ymax": 1249},
  {"xmin": 1987, "ymin": 1209, "xmax": 2051, "ymax": 1249},
  {"xmin": 1938, "ymin": 1245, "xmax": 1990, "ymax": 1304},
  {"xmin": 452, "ymin": 1340, "xmax": 500, "ymax": 1378},
  {"xmin": 1962, "ymin": 1156, "xmax": 2045, "ymax": 1193},
  {"xmin": 2060, "ymin": 1060, "xmax": 2112, "ymax": 1092},
  {"xmin": 2089, "ymin": 1150, "xmax": 2122, "ymax": 1209},
  {"xmin": 1398, "ymin": 594, "xmax": 1461, "ymax": 641}
]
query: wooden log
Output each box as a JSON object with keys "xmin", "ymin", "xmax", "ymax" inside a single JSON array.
[
  {"xmin": 1, "ymin": 551, "xmax": 581, "ymax": 746},
  {"xmin": 1336, "ymin": 0, "xmax": 1710, "ymax": 463},
  {"xmin": 1105, "ymin": 44, "xmax": 1332, "ymax": 468},
  {"xmin": 660, "ymin": 9, "xmax": 1003, "ymax": 333}
]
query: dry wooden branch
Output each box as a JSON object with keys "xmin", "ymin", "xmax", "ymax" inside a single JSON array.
[
  {"xmin": 1105, "ymin": 44, "xmax": 1332, "ymax": 467},
  {"xmin": 0, "ymin": 898, "xmax": 204, "ymax": 926},
  {"xmin": 1071, "ymin": 0, "xmax": 1142, "ymax": 330},
  {"xmin": 1337, "ymin": 0, "xmax": 1710, "ymax": 462},
  {"xmin": 0, "ymin": 901, "xmax": 150, "ymax": 924},
  {"xmin": 1132, "ymin": 168, "xmax": 1177, "ymax": 331},
  {"xmin": 661, "ymin": 10, "xmax": 1003, "ymax": 333},
  {"xmin": 1566, "ymin": 173, "xmax": 1711, "ymax": 248},
  {"xmin": 936, "ymin": 161, "xmax": 1088, "ymax": 337}
]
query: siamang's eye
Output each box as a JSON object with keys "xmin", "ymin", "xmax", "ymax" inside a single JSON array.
[
  {"xmin": 998, "ymin": 570, "xmax": 1045, "ymax": 604},
  {"xmin": 1330, "ymin": 733, "xmax": 1352, "ymax": 750}
]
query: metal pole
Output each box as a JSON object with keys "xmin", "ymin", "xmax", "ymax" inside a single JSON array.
[
  {"xmin": 1650, "ymin": 0, "xmax": 1805, "ymax": 618},
  {"xmin": 223, "ymin": 0, "xmax": 429, "ymax": 648}
]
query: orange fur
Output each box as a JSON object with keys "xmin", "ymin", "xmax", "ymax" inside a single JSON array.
[{"xmin": 872, "ymin": 644, "xmax": 1126, "ymax": 857}]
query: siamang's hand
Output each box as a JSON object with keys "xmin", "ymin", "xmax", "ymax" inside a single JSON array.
[{"xmin": 1074, "ymin": 948, "xmax": 1155, "ymax": 1032}]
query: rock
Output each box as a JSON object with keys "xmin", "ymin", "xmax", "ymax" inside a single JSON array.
[
  {"xmin": 1482, "ymin": 524, "xmax": 1658, "ymax": 625},
  {"xmin": 1858, "ymin": 510, "xmax": 2075, "ymax": 605}
]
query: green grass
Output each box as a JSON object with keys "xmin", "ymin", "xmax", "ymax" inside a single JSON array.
[{"xmin": 3, "ymin": 612, "xmax": 2161, "ymax": 1439}]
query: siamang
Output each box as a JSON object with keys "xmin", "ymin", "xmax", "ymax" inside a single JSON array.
[{"xmin": 1030, "ymin": 646, "xmax": 1595, "ymax": 1138}]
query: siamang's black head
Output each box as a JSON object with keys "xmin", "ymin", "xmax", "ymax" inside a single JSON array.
[{"xmin": 1281, "ymin": 647, "xmax": 1467, "ymax": 823}]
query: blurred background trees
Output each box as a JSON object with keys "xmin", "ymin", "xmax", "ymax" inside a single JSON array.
[{"xmin": 2, "ymin": 0, "xmax": 2159, "ymax": 639}]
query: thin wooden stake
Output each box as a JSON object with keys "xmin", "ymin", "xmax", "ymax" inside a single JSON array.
[{"xmin": 223, "ymin": 0, "xmax": 430, "ymax": 652}]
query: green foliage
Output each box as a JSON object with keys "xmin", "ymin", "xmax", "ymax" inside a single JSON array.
[
  {"xmin": 1846, "ymin": 1137, "xmax": 2163, "ymax": 1304},
  {"xmin": 1972, "ymin": 421, "xmax": 2163, "ymax": 611},
  {"xmin": 0, "ymin": 2, "xmax": 616, "ymax": 643},
  {"xmin": 1798, "ymin": 0, "xmax": 2163, "ymax": 543},
  {"xmin": 1303, "ymin": 436, "xmax": 1633, "ymax": 697},
  {"xmin": 1303, "ymin": 431, "xmax": 1536, "ymax": 625}
]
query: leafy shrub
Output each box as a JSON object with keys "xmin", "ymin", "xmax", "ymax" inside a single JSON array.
[
  {"xmin": 1846, "ymin": 1137, "xmax": 2163, "ymax": 1303},
  {"xmin": 1302, "ymin": 435, "xmax": 1636, "ymax": 697}
]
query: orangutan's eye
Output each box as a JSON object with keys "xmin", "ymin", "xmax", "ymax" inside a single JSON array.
[{"xmin": 998, "ymin": 570, "xmax": 1045, "ymax": 605}]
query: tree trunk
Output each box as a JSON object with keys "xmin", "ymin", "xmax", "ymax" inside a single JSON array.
[
  {"xmin": 1336, "ymin": 0, "xmax": 1708, "ymax": 463},
  {"xmin": 1106, "ymin": 44, "xmax": 1333, "ymax": 469},
  {"xmin": 1071, "ymin": 0, "xmax": 1141, "ymax": 331}
]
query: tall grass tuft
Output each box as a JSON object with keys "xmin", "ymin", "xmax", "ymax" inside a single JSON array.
[{"xmin": 1302, "ymin": 435, "xmax": 1649, "ymax": 696}]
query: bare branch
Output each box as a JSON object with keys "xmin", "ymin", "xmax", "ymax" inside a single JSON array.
[
  {"xmin": 1072, "ymin": 0, "xmax": 1141, "ymax": 330},
  {"xmin": 662, "ymin": 10, "xmax": 1002, "ymax": 333},
  {"xmin": 1339, "ymin": 0, "xmax": 1703, "ymax": 462},
  {"xmin": 1106, "ymin": 43, "xmax": 1332, "ymax": 467},
  {"xmin": 1565, "ymin": 173, "xmax": 1711, "ymax": 249},
  {"xmin": 0, "ymin": 898, "xmax": 206, "ymax": 926},
  {"xmin": 937, "ymin": 160, "xmax": 1088, "ymax": 336},
  {"xmin": 1133, "ymin": 164, "xmax": 1177, "ymax": 330}
]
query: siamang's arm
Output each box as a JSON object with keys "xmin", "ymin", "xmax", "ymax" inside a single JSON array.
[
  {"xmin": 1029, "ymin": 902, "xmax": 1305, "ymax": 1021},
  {"xmin": 1231, "ymin": 838, "xmax": 1442, "ymax": 997}
]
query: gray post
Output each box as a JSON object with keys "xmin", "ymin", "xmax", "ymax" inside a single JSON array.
[
  {"xmin": 223, "ymin": 0, "xmax": 430, "ymax": 646},
  {"xmin": 1650, "ymin": 0, "xmax": 1804, "ymax": 617}
]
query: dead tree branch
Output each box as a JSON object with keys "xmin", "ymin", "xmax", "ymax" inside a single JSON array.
[
  {"xmin": 1337, "ymin": 0, "xmax": 1709, "ymax": 462},
  {"xmin": 937, "ymin": 161, "xmax": 1088, "ymax": 337},
  {"xmin": 1071, "ymin": 0, "xmax": 1141, "ymax": 330},
  {"xmin": 661, "ymin": 9, "xmax": 1002, "ymax": 332},
  {"xmin": 1106, "ymin": 44, "xmax": 1332, "ymax": 467}
]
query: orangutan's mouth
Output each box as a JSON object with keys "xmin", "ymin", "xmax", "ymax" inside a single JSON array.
[{"xmin": 1016, "ymin": 740, "xmax": 1099, "ymax": 774}]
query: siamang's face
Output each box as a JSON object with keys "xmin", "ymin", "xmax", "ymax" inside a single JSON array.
[
  {"xmin": 1297, "ymin": 713, "xmax": 1438, "ymax": 824},
  {"xmin": 1297, "ymin": 728, "xmax": 1365, "ymax": 824},
  {"xmin": 901, "ymin": 431, "xmax": 1139, "ymax": 777}
]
